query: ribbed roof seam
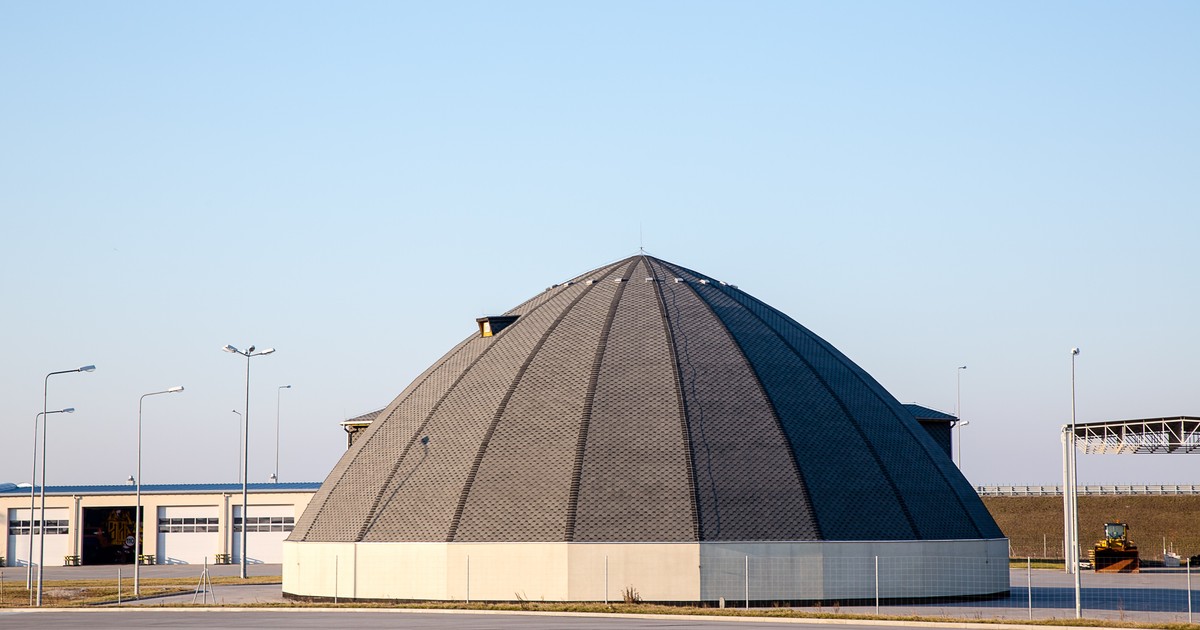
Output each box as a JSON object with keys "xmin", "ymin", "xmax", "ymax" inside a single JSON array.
[
  {"xmin": 564, "ymin": 259, "xmax": 636, "ymax": 541},
  {"xmin": 352, "ymin": 265, "xmax": 621, "ymax": 542},
  {"xmin": 649, "ymin": 257, "xmax": 820, "ymax": 541},
  {"xmin": 650, "ymin": 260, "xmax": 725, "ymax": 537},
  {"xmin": 448, "ymin": 259, "xmax": 630, "ymax": 542},
  {"xmin": 645, "ymin": 256, "xmax": 701, "ymax": 540},
  {"xmin": 292, "ymin": 333, "xmax": 478, "ymax": 541},
  {"xmin": 710, "ymin": 282, "xmax": 988, "ymax": 538},
  {"xmin": 658, "ymin": 259, "xmax": 920, "ymax": 539}
]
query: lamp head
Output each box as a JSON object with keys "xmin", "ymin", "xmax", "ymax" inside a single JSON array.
[
  {"xmin": 958, "ymin": 365, "xmax": 967, "ymax": 370},
  {"xmin": 167, "ymin": 386, "xmax": 184, "ymax": 393},
  {"xmin": 61, "ymin": 407, "xmax": 75, "ymax": 413},
  {"xmin": 247, "ymin": 345, "xmax": 256, "ymax": 354},
  {"xmin": 223, "ymin": 345, "xmax": 239, "ymax": 354},
  {"xmin": 258, "ymin": 347, "xmax": 275, "ymax": 356},
  {"xmin": 281, "ymin": 384, "xmax": 292, "ymax": 389},
  {"xmin": 1071, "ymin": 347, "xmax": 1081, "ymax": 356},
  {"xmin": 78, "ymin": 365, "xmax": 96, "ymax": 373}
]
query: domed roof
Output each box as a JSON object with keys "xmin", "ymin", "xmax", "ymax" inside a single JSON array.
[{"xmin": 293, "ymin": 255, "xmax": 1000, "ymax": 544}]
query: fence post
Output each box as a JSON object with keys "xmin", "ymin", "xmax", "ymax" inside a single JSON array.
[
  {"xmin": 744, "ymin": 555, "xmax": 749, "ymax": 610},
  {"xmin": 466, "ymin": 555, "xmax": 470, "ymax": 604},
  {"xmin": 1188, "ymin": 557, "xmax": 1192, "ymax": 624},
  {"xmin": 604, "ymin": 554, "xmax": 608, "ymax": 605},
  {"xmin": 117, "ymin": 567, "xmax": 122, "ymax": 605},
  {"xmin": 1027, "ymin": 557, "xmax": 1032, "ymax": 620},
  {"xmin": 874, "ymin": 556, "xmax": 880, "ymax": 615},
  {"xmin": 334, "ymin": 556, "xmax": 339, "ymax": 604}
]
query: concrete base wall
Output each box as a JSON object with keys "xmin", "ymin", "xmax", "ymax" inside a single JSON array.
[{"xmin": 283, "ymin": 538, "xmax": 1008, "ymax": 603}]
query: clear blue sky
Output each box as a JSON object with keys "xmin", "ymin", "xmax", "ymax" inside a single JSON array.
[{"xmin": 2, "ymin": 2, "xmax": 1197, "ymax": 488}]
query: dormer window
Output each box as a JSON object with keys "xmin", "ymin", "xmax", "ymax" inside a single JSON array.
[{"xmin": 477, "ymin": 315, "xmax": 519, "ymax": 338}]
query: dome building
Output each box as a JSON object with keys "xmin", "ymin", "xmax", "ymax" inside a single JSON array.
[{"xmin": 284, "ymin": 254, "xmax": 1007, "ymax": 603}]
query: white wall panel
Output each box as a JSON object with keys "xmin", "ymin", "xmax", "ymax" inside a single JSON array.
[{"xmin": 156, "ymin": 505, "xmax": 220, "ymax": 565}]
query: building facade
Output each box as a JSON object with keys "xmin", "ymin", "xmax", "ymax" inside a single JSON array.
[{"xmin": 1, "ymin": 482, "xmax": 317, "ymax": 567}]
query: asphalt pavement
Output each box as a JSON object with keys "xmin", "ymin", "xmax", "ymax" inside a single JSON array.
[{"xmin": 0, "ymin": 609, "xmax": 969, "ymax": 629}]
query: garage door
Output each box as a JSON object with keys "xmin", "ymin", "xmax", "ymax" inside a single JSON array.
[
  {"xmin": 231, "ymin": 505, "xmax": 294, "ymax": 564},
  {"xmin": 6, "ymin": 508, "xmax": 69, "ymax": 568},
  {"xmin": 156, "ymin": 506, "xmax": 220, "ymax": 565}
]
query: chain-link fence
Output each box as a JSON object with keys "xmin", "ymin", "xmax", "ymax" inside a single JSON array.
[{"xmin": 699, "ymin": 555, "xmax": 1199, "ymax": 624}]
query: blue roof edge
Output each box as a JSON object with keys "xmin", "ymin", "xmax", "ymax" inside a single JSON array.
[{"xmin": 0, "ymin": 482, "xmax": 321, "ymax": 495}]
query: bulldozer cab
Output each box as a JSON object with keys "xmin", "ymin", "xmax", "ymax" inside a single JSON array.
[{"xmin": 1094, "ymin": 521, "xmax": 1139, "ymax": 572}]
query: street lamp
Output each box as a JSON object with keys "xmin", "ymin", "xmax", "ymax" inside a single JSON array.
[
  {"xmin": 231, "ymin": 410, "xmax": 243, "ymax": 483},
  {"xmin": 223, "ymin": 344, "xmax": 275, "ymax": 579},
  {"xmin": 275, "ymin": 385, "xmax": 291, "ymax": 483},
  {"xmin": 956, "ymin": 365, "xmax": 968, "ymax": 468},
  {"xmin": 134, "ymin": 386, "xmax": 184, "ymax": 598},
  {"xmin": 36, "ymin": 364, "xmax": 93, "ymax": 607},
  {"xmin": 1069, "ymin": 347, "xmax": 1082, "ymax": 617},
  {"xmin": 27, "ymin": 408, "xmax": 73, "ymax": 596}
]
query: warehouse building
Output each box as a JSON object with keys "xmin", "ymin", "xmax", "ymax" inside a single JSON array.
[
  {"xmin": 285, "ymin": 254, "xmax": 1008, "ymax": 603},
  {"xmin": 1, "ymin": 482, "xmax": 317, "ymax": 567}
]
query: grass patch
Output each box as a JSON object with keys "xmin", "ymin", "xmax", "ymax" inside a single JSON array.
[
  {"xmin": 5, "ymin": 583, "xmax": 1200, "ymax": 629},
  {"xmin": 183, "ymin": 600, "xmax": 1200, "ymax": 629},
  {"xmin": 0, "ymin": 575, "xmax": 280, "ymax": 607},
  {"xmin": 1009, "ymin": 558, "xmax": 1066, "ymax": 570}
]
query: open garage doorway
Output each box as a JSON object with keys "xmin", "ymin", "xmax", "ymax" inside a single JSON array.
[{"xmin": 81, "ymin": 506, "xmax": 141, "ymax": 565}]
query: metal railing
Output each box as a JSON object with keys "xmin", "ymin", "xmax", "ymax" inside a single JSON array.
[{"xmin": 976, "ymin": 484, "xmax": 1200, "ymax": 497}]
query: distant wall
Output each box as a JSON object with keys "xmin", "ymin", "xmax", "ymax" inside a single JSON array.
[{"xmin": 983, "ymin": 495, "xmax": 1200, "ymax": 560}]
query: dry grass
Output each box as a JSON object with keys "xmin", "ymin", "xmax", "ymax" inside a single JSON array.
[
  {"xmin": 983, "ymin": 495, "xmax": 1200, "ymax": 560},
  {"xmin": 5, "ymin": 578, "xmax": 1200, "ymax": 629},
  {"xmin": 0, "ymin": 575, "xmax": 280, "ymax": 607}
]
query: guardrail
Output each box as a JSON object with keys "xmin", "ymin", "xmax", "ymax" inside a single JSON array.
[{"xmin": 976, "ymin": 484, "xmax": 1200, "ymax": 496}]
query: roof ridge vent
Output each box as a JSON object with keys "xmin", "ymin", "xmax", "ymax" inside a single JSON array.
[
  {"xmin": 644, "ymin": 277, "xmax": 657, "ymax": 282},
  {"xmin": 674, "ymin": 277, "xmax": 684, "ymax": 283},
  {"xmin": 613, "ymin": 278, "xmax": 625, "ymax": 283},
  {"xmin": 698, "ymin": 279, "xmax": 710, "ymax": 285},
  {"xmin": 585, "ymin": 280, "xmax": 596, "ymax": 285}
]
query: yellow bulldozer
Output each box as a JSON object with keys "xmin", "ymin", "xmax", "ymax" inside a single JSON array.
[{"xmin": 1092, "ymin": 522, "xmax": 1139, "ymax": 573}]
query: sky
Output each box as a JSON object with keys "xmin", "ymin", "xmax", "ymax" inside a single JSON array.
[{"xmin": 1, "ymin": 2, "xmax": 1197, "ymax": 489}]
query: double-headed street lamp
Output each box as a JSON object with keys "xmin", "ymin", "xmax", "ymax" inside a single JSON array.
[
  {"xmin": 36, "ymin": 364, "xmax": 93, "ymax": 607},
  {"xmin": 232, "ymin": 410, "xmax": 243, "ymax": 483},
  {"xmin": 274, "ymin": 385, "xmax": 291, "ymax": 483},
  {"xmin": 223, "ymin": 344, "xmax": 275, "ymax": 579},
  {"xmin": 134, "ymin": 386, "xmax": 185, "ymax": 598},
  {"xmin": 28, "ymin": 408, "xmax": 73, "ymax": 596}
]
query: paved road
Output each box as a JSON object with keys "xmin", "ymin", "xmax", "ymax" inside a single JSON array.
[
  {"xmin": 0, "ymin": 609, "xmax": 913, "ymax": 629},
  {"xmin": 3, "ymin": 565, "xmax": 1198, "ymax": 625}
]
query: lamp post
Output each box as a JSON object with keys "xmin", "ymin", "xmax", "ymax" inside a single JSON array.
[
  {"xmin": 274, "ymin": 385, "xmax": 291, "ymax": 484},
  {"xmin": 36, "ymin": 364, "xmax": 93, "ymax": 607},
  {"xmin": 27, "ymin": 408, "xmax": 73, "ymax": 595},
  {"xmin": 232, "ymin": 410, "xmax": 243, "ymax": 483},
  {"xmin": 1069, "ymin": 347, "xmax": 1082, "ymax": 617},
  {"xmin": 134, "ymin": 386, "xmax": 184, "ymax": 598},
  {"xmin": 223, "ymin": 344, "xmax": 275, "ymax": 579},
  {"xmin": 955, "ymin": 365, "xmax": 968, "ymax": 468}
]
